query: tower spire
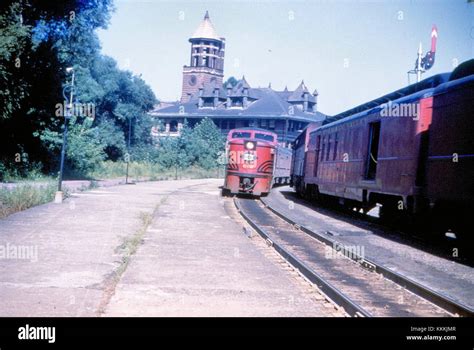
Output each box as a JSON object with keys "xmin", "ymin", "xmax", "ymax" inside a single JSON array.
[{"xmin": 181, "ymin": 13, "xmax": 226, "ymax": 103}]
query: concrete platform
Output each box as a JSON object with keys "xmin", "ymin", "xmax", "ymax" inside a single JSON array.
[
  {"xmin": 0, "ymin": 179, "xmax": 332, "ymax": 316},
  {"xmin": 0, "ymin": 179, "xmax": 209, "ymax": 316},
  {"xmin": 105, "ymin": 181, "xmax": 331, "ymax": 316}
]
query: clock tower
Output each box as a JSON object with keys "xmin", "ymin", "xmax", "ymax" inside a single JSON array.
[{"xmin": 180, "ymin": 11, "xmax": 225, "ymax": 103}]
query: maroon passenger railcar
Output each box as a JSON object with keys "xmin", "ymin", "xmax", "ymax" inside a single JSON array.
[
  {"xmin": 292, "ymin": 123, "xmax": 321, "ymax": 194},
  {"xmin": 294, "ymin": 60, "xmax": 474, "ymax": 239}
]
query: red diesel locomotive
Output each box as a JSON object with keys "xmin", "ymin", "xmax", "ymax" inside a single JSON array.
[
  {"xmin": 223, "ymin": 128, "xmax": 292, "ymax": 196},
  {"xmin": 292, "ymin": 60, "xmax": 474, "ymax": 240}
]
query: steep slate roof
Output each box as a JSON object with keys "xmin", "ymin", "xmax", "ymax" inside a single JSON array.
[
  {"xmin": 236, "ymin": 76, "xmax": 250, "ymax": 89},
  {"xmin": 287, "ymin": 80, "xmax": 316, "ymax": 103},
  {"xmin": 224, "ymin": 76, "xmax": 257, "ymax": 98},
  {"xmin": 190, "ymin": 11, "xmax": 221, "ymax": 41},
  {"xmin": 150, "ymin": 84, "xmax": 326, "ymax": 123},
  {"xmin": 200, "ymin": 81, "xmax": 228, "ymax": 98},
  {"xmin": 275, "ymin": 89, "xmax": 292, "ymax": 100}
]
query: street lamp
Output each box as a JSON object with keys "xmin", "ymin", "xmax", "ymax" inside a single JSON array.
[
  {"xmin": 125, "ymin": 115, "xmax": 136, "ymax": 185},
  {"xmin": 115, "ymin": 112, "xmax": 134, "ymax": 185},
  {"xmin": 54, "ymin": 67, "xmax": 74, "ymax": 204}
]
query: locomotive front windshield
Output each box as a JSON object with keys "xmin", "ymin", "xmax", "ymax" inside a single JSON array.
[
  {"xmin": 231, "ymin": 131, "xmax": 274, "ymax": 142},
  {"xmin": 255, "ymin": 133, "xmax": 275, "ymax": 142},
  {"xmin": 231, "ymin": 131, "xmax": 252, "ymax": 138}
]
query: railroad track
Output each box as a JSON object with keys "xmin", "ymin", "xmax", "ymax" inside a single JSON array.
[{"xmin": 234, "ymin": 197, "xmax": 474, "ymax": 317}]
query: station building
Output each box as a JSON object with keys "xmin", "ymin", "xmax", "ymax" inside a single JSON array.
[{"xmin": 149, "ymin": 11, "xmax": 326, "ymax": 145}]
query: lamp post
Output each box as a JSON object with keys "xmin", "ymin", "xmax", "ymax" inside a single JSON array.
[
  {"xmin": 115, "ymin": 112, "xmax": 134, "ymax": 184},
  {"xmin": 55, "ymin": 67, "xmax": 74, "ymax": 203},
  {"xmin": 125, "ymin": 115, "xmax": 133, "ymax": 184}
]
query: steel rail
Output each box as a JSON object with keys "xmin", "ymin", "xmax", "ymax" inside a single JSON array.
[
  {"xmin": 260, "ymin": 198, "xmax": 474, "ymax": 317},
  {"xmin": 234, "ymin": 197, "xmax": 372, "ymax": 317}
]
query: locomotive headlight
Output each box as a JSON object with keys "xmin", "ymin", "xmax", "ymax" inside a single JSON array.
[{"xmin": 245, "ymin": 141, "xmax": 255, "ymax": 150}]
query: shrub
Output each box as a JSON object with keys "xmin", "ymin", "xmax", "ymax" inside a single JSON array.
[{"xmin": 0, "ymin": 182, "xmax": 56, "ymax": 219}]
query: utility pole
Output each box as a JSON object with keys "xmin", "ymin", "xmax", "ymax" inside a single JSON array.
[
  {"xmin": 55, "ymin": 67, "xmax": 74, "ymax": 204},
  {"xmin": 125, "ymin": 115, "xmax": 133, "ymax": 184}
]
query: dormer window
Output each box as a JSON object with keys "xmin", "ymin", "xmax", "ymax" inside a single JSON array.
[
  {"xmin": 291, "ymin": 103, "xmax": 303, "ymax": 111},
  {"xmin": 202, "ymin": 98, "xmax": 214, "ymax": 107},
  {"xmin": 231, "ymin": 97, "xmax": 243, "ymax": 107}
]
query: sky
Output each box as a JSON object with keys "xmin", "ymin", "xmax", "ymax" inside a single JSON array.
[{"xmin": 97, "ymin": 0, "xmax": 474, "ymax": 115}]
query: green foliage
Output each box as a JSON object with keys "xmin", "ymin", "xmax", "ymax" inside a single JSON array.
[
  {"xmin": 157, "ymin": 137, "xmax": 188, "ymax": 177},
  {"xmin": 0, "ymin": 0, "xmax": 158, "ymax": 179},
  {"xmin": 154, "ymin": 118, "xmax": 225, "ymax": 178},
  {"xmin": 66, "ymin": 118, "xmax": 106, "ymax": 173},
  {"xmin": 87, "ymin": 161, "xmax": 221, "ymax": 182},
  {"xmin": 96, "ymin": 118, "xmax": 127, "ymax": 161},
  {"xmin": 0, "ymin": 161, "xmax": 46, "ymax": 182},
  {"xmin": 0, "ymin": 2, "xmax": 31, "ymax": 120},
  {"xmin": 38, "ymin": 116, "xmax": 105, "ymax": 174},
  {"xmin": 0, "ymin": 182, "xmax": 57, "ymax": 219},
  {"xmin": 0, "ymin": 163, "xmax": 6, "ymax": 182},
  {"xmin": 190, "ymin": 118, "xmax": 225, "ymax": 169},
  {"xmin": 224, "ymin": 76, "xmax": 238, "ymax": 88},
  {"xmin": 129, "ymin": 144, "xmax": 160, "ymax": 164},
  {"xmin": 45, "ymin": 117, "xmax": 224, "ymax": 180},
  {"xmin": 77, "ymin": 55, "xmax": 158, "ymax": 162},
  {"xmin": 0, "ymin": 2, "xmax": 224, "ymax": 183}
]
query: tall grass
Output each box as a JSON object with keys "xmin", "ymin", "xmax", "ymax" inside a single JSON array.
[
  {"xmin": 0, "ymin": 182, "xmax": 57, "ymax": 219},
  {"xmin": 88, "ymin": 161, "xmax": 224, "ymax": 181}
]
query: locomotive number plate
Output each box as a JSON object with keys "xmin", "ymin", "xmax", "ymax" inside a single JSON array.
[{"xmin": 243, "ymin": 152, "xmax": 256, "ymax": 161}]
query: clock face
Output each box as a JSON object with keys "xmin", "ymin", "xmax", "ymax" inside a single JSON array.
[{"xmin": 189, "ymin": 75, "xmax": 197, "ymax": 86}]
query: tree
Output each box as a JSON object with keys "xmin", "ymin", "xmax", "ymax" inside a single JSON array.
[
  {"xmin": 155, "ymin": 118, "xmax": 225, "ymax": 177},
  {"xmin": 37, "ymin": 116, "xmax": 106, "ymax": 175},
  {"xmin": 0, "ymin": 0, "xmax": 115, "ymax": 175},
  {"xmin": 158, "ymin": 135, "xmax": 192, "ymax": 179},
  {"xmin": 0, "ymin": 2, "xmax": 30, "ymax": 120},
  {"xmin": 224, "ymin": 76, "xmax": 238, "ymax": 88},
  {"xmin": 0, "ymin": 0, "xmax": 158, "ymax": 178},
  {"xmin": 189, "ymin": 118, "xmax": 225, "ymax": 169}
]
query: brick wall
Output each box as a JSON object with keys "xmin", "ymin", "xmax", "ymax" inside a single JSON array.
[{"xmin": 180, "ymin": 68, "xmax": 224, "ymax": 103}]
